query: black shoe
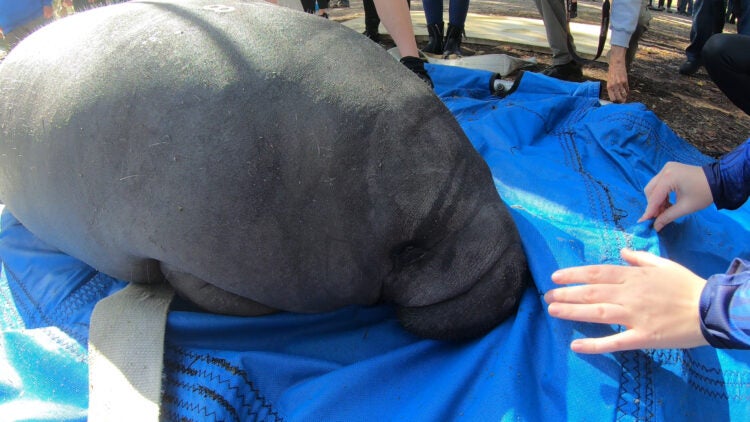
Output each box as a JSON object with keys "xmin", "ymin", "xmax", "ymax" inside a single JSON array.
[
  {"xmin": 568, "ymin": 2, "xmax": 578, "ymax": 19},
  {"xmin": 442, "ymin": 23, "xmax": 464, "ymax": 58},
  {"xmin": 542, "ymin": 61, "xmax": 584, "ymax": 82},
  {"xmin": 679, "ymin": 60, "xmax": 700, "ymax": 75},
  {"xmin": 363, "ymin": 29, "xmax": 381, "ymax": 44},
  {"xmin": 422, "ymin": 22, "xmax": 444, "ymax": 55},
  {"xmin": 331, "ymin": 0, "xmax": 349, "ymax": 7},
  {"xmin": 400, "ymin": 56, "xmax": 433, "ymax": 88}
]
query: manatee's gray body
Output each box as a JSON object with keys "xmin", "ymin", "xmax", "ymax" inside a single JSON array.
[{"xmin": 0, "ymin": 0, "xmax": 529, "ymax": 340}]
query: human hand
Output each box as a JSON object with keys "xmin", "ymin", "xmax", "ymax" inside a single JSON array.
[
  {"xmin": 606, "ymin": 46, "xmax": 629, "ymax": 103},
  {"xmin": 638, "ymin": 162, "xmax": 713, "ymax": 231},
  {"xmin": 544, "ymin": 248, "xmax": 709, "ymax": 353}
]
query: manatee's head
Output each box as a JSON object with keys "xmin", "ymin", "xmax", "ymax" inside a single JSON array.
[
  {"xmin": 369, "ymin": 97, "xmax": 531, "ymax": 341},
  {"xmin": 395, "ymin": 242, "xmax": 529, "ymax": 341},
  {"xmin": 383, "ymin": 191, "xmax": 530, "ymax": 342}
]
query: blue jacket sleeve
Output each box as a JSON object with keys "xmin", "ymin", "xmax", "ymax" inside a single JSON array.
[
  {"xmin": 700, "ymin": 258, "xmax": 750, "ymax": 349},
  {"xmin": 702, "ymin": 138, "xmax": 750, "ymax": 210}
]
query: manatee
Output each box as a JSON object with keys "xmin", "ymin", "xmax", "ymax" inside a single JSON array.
[{"xmin": 0, "ymin": 0, "xmax": 529, "ymax": 340}]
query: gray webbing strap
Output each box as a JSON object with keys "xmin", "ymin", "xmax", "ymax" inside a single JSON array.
[{"xmin": 88, "ymin": 282, "xmax": 175, "ymax": 421}]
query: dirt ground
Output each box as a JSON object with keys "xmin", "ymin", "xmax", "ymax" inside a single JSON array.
[{"xmin": 330, "ymin": 0, "xmax": 750, "ymax": 158}]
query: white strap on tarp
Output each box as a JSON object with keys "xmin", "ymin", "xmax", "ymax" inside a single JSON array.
[{"xmin": 88, "ymin": 282, "xmax": 175, "ymax": 421}]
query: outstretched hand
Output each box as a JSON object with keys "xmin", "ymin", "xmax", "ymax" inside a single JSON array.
[
  {"xmin": 638, "ymin": 162, "xmax": 714, "ymax": 231},
  {"xmin": 544, "ymin": 248, "xmax": 709, "ymax": 354}
]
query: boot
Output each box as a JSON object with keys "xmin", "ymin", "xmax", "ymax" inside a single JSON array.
[
  {"xmin": 363, "ymin": 15, "xmax": 381, "ymax": 43},
  {"xmin": 443, "ymin": 23, "xmax": 464, "ymax": 58},
  {"xmin": 363, "ymin": 28, "xmax": 381, "ymax": 43},
  {"xmin": 422, "ymin": 22, "xmax": 444, "ymax": 55}
]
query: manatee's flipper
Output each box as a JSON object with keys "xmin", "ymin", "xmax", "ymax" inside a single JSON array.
[{"xmin": 160, "ymin": 263, "xmax": 277, "ymax": 316}]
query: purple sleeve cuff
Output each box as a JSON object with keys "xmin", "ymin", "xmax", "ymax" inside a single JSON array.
[
  {"xmin": 702, "ymin": 139, "xmax": 750, "ymax": 210},
  {"xmin": 699, "ymin": 258, "xmax": 750, "ymax": 349}
]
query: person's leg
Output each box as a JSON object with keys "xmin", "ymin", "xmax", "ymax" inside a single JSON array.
[
  {"xmin": 422, "ymin": 0, "xmax": 444, "ymax": 54},
  {"xmin": 534, "ymin": 0, "xmax": 577, "ymax": 66},
  {"xmin": 443, "ymin": 0, "xmax": 470, "ymax": 56},
  {"xmin": 300, "ymin": 0, "xmax": 316, "ymax": 13},
  {"xmin": 703, "ymin": 33, "xmax": 750, "ymax": 115},
  {"xmin": 569, "ymin": 0, "xmax": 578, "ymax": 19},
  {"xmin": 317, "ymin": 0, "xmax": 330, "ymax": 17},
  {"xmin": 681, "ymin": 0, "xmax": 726, "ymax": 74},
  {"xmin": 737, "ymin": 0, "xmax": 750, "ymax": 34},
  {"xmin": 534, "ymin": 0, "xmax": 583, "ymax": 80},
  {"xmin": 422, "ymin": 0, "xmax": 444, "ymax": 23},
  {"xmin": 448, "ymin": 0, "xmax": 470, "ymax": 25},
  {"xmin": 363, "ymin": 0, "xmax": 381, "ymax": 41}
]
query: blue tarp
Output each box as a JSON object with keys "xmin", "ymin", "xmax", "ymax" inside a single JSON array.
[
  {"xmin": 0, "ymin": 1, "xmax": 50, "ymax": 35},
  {"xmin": 2, "ymin": 65, "xmax": 750, "ymax": 420}
]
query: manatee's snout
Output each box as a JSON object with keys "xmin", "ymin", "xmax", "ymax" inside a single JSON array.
[{"xmin": 395, "ymin": 241, "xmax": 529, "ymax": 341}]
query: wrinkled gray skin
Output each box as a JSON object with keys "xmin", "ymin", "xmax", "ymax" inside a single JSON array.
[{"xmin": 0, "ymin": 0, "xmax": 529, "ymax": 340}]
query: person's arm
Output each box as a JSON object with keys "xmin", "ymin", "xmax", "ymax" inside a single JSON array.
[
  {"xmin": 700, "ymin": 258, "xmax": 750, "ymax": 348},
  {"xmin": 372, "ymin": 0, "xmax": 419, "ymax": 58},
  {"xmin": 703, "ymin": 138, "xmax": 750, "ymax": 210},
  {"xmin": 545, "ymin": 250, "xmax": 750, "ymax": 352},
  {"xmin": 371, "ymin": 0, "xmax": 433, "ymax": 87},
  {"xmin": 638, "ymin": 161, "xmax": 714, "ymax": 231},
  {"xmin": 544, "ymin": 248, "xmax": 709, "ymax": 353},
  {"xmin": 638, "ymin": 138, "xmax": 750, "ymax": 231},
  {"xmin": 606, "ymin": 0, "xmax": 641, "ymax": 103}
]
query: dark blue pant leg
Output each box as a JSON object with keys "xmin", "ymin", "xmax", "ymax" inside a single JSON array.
[
  {"xmin": 738, "ymin": 0, "xmax": 750, "ymax": 34},
  {"xmin": 448, "ymin": 0, "xmax": 471, "ymax": 26},
  {"xmin": 685, "ymin": 0, "xmax": 727, "ymax": 62},
  {"xmin": 422, "ymin": 0, "xmax": 444, "ymax": 25}
]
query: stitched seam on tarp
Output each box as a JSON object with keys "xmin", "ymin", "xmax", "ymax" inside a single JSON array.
[
  {"xmin": 163, "ymin": 345, "xmax": 283, "ymax": 421},
  {"xmin": 684, "ymin": 349, "xmax": 743, "ymax": 401},
  {"xmin": 163, "ymin": 379, "xmax": 242, "ymax": 422},
  {"xmin": 3, "ymin": 263, "xmax": 46, "ymax": 328},
  {"xmin": 3, "ymin": 263, "xmax": 88, "ymax": 360},
  {"xmin": 652, "ymin": 348, "xmax": 750, "ymax": 400},
  {"xmin": 0, "ymin": 262, "xmax": 23, "ymax": 330},
  {"xmin": 645, "ymin": 352, "xmax": 655, "ymax": 420},
  {"xmin": 56, "ymin": 271, "xmax": 102, "ymax": 322},
  {"xmin": 559, "ymin": 127, "xmax": 632, "ymax": 256}
]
